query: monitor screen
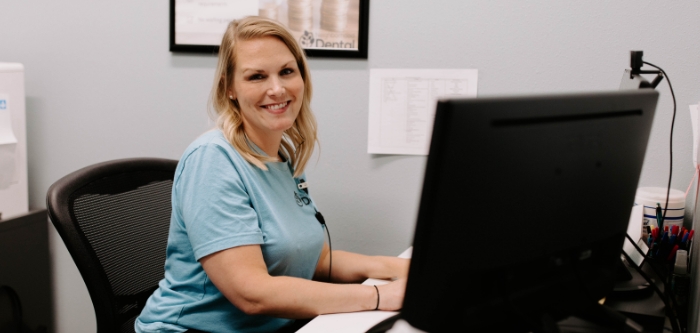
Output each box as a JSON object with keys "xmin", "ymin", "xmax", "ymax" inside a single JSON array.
[{"xmin": 401, "ymin": 89, "xmax": 659, "ymax": 332}]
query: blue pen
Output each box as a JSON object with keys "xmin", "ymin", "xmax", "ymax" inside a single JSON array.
[
  {"xmin": 670, "ymin": 234, "xmax": 677, "ymax": 246},
  {"xmin": 656, "ymin": 232, "xmax": 669, "ymax": 257},
  {"xmin": 681, "ymin": 233, "xmax": 689, "ymax": 246},
  {"xmin": 656, "ymin": 203, "xmax": 664, "ymax": 230}
]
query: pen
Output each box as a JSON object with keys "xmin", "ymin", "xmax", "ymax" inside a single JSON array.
[
  {"xmin": 656, "ymin": 203, "xmax": 664, "ymax": 230},
  {"xmin": 685, "ymin": 230, "xmax": 695, "ymax": 249},
  {"xmin": 657, "ymin": 232, "xmax": 669, "ymax": 257},
  {"xmin": 680, "ymin": 232, "xmax": 689, "ymax": 249},
  {"xmin": 667, "ymin": 244, "xmax": 679, "ymax": 261}
]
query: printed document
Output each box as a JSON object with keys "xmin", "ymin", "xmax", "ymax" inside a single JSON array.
[
  {"xmin": 368, "ymin": 69, "xmax": 478, "ymax": 155},
  {"xmin": 690, "ymin": 104, "xmax": 699, "ymax": 166}
]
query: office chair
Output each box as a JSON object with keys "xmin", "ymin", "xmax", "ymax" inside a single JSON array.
[{"xmin": 47, "ymin": 158, "xmax": 178, "ymax": 333}]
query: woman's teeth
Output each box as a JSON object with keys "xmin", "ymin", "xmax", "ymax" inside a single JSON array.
[{"xmin": 266, "ymin": 102, "xmax": 288, "ymax": 110}]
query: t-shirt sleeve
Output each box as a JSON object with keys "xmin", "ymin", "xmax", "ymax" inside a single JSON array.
[{"xmin": 174, "ymin": 143, "xmax": 263, "ymax": 260}]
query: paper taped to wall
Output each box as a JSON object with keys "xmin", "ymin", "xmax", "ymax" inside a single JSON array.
[
  {"xmin": 691, "ymin": 104, "xmax": 699, "ymax": 167},
  {"xmin": 0, "ymin": 94, "xmax": 18, "ymax": 189},
  {"xmin": 367, "ymin": 69, "xmax": 478, "ymax": 155}
]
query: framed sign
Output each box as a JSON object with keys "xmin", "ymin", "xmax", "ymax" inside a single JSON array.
[{"xmin": 170, "ymin": 0, "xmax": 370, "ymax": 58}]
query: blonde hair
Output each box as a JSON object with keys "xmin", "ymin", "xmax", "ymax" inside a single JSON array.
[{"xmin": 210, "ymin": 16, "xmax": 317, "ymax": 177}]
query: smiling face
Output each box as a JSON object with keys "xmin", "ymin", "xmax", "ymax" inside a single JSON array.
[{"xmin": 229, "ymin": 36, "xmax": 305, "ymax": 147}]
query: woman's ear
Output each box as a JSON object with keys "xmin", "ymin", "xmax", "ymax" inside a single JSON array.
[{"xmin": 222, "ymin": 75, "xmax": 235, "ymax": 100}]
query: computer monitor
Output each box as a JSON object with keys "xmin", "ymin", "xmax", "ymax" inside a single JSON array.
[{"xmin": 401, "ymin": 89, "xmax": 659, "ymax": 332}]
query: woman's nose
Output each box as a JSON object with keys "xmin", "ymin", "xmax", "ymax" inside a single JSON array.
[{"xmin": 267, "ymin": 76, "xmax": 285, "ymax": 96}]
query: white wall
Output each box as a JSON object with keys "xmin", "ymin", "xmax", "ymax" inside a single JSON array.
[{"xmin": 1, "ymin": 1, "xmax": 699, "ymax": 332}]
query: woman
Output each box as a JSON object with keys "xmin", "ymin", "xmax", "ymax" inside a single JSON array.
[{"xmin": 135, "ymin": 17, "xmax": 409, "ymax": 333}]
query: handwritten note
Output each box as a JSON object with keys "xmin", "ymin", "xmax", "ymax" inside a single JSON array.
[{"xmin": 367, "ymin": 69, "xmax": 478, "ymax": 155}]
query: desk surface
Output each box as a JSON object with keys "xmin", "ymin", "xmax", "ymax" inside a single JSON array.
[
  {"xmin": 297, "ymin": 212, "xmax": 673, "ymax": 333},
  {"xmin": 296, "ymin": 248, "xmax": 412, "ymax": 333}
]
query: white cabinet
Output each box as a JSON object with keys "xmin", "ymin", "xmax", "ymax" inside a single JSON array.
[{"xmin": 0, "ymin": 63, "xmax": 28, "ymax": 220}]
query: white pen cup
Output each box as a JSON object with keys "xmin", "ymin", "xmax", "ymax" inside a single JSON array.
[{"xmin": 634, "ymin": 187, "xmax": 685, "ymax": 232}]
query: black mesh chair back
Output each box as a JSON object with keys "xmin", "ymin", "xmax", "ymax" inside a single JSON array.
[{"xmin": 46, "ymin": 158, "xmax": 178, "ymax": 333}]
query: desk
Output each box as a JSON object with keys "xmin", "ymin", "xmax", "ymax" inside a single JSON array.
[
  {"xmin": 297, "ymin": 246, "xmax": 675, "ymax": 333},
  {"xmin": 297, "ymin": 208, "xmax": 680, "ymax": 332},
  {"xmin": 296, "ymin": 248, "xmax": 413, "ymax": 333},
  {"xmin": 0, "ymin": 210, "xmax": 52, "ymax": 332}
]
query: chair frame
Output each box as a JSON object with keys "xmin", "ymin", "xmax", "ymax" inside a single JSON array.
[{"xmin": 46, "ymin": 158, "xmax": 178, "ymax": 333}]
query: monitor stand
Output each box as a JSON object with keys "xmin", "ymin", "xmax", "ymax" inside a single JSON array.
[{"xmin": 611, "ymin": 259, "xmax": 652, "ymax": 297}]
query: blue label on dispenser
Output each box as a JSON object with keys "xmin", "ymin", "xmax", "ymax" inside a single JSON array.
[{"xmin": 0, "ymin": 99, "xmax": 6, "ymax": 110}]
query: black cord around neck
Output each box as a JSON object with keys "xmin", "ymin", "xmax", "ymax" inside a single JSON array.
[
  {"xmin": 315, "ymin": 210, "xmax": 332, "ymax": 282},
  {"xmin": 325, "ymin": 223, "xmax": 332, "ymax": 282}
]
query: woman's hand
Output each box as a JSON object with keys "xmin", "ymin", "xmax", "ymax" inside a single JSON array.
[{"xmin": 376, "ymin": 278, "xmax": 407, "ymax": 311}]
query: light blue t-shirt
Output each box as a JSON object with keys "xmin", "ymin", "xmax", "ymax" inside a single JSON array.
[{"xmin": 135, "ymin": 130, "xmax": 325, "ymax": 333}]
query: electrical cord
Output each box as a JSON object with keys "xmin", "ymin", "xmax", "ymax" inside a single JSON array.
[
  {"xmin": 634, "ymin": 60, "xmax": 682, "ymax": 332},
  {"xmin": 624, "ymin": 234, "xmax": 666, "ymax": 281},
  {"xmin": 624, "ymin": 233, "xmax": 682, "ymax": 333},
  {"xmin": 625, "ymin": 232, "xmax": 684, "ymax": 329},
  {"xmin": 620, "ymin": 249, "xmax": 681, "ymax": 333},
  {"xmin": 643, "ymin": 61, "xmax": 677, "ymax": 226}
]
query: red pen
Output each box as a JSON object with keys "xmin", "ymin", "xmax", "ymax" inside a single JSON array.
[
  {"xmin": 671, "ymin": 225, "xmax": 679, "ymax": 236},
  {"xmin": 684, "ymin": 230, "xmax": 695, "ymax": 249},
  {"xmin": 667, "ymin": 244, "xmax": 679, "ymax": 261}
]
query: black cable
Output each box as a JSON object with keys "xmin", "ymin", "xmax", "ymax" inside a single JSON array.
[
  {"xmin": 625, "ymin": 233, "xmax": 665, "ymax": 279},
  {"xmin": 625, "ymin": 233, "xmax": 686, "ymax": 333},
  {"xmin": 621, "ymin": 248, "xmax": 681, "ymax": 333},
  {"xmin": 314, "ymin": 209, "xmax": 332, "ymax": 282},
  {"xmin": 325, "ymin": 223, "xmax": 332, "ymax": 282},
  {"xmin": 643, "ymin": 61, "xmax": 677, "ymax": 226}
]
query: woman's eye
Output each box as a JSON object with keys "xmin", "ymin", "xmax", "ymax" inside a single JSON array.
[
  {"xmin": 248, "ymin": 74, "xmax": 264, "ymax": 81},
  {"xmin": 281, "ymin": 68, "xmax": 294, "ymax": 76}
]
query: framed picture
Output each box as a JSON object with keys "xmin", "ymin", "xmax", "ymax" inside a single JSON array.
[{"xmin": 170, "ymin": 0, "xmax": 370, "ymax": 59}]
